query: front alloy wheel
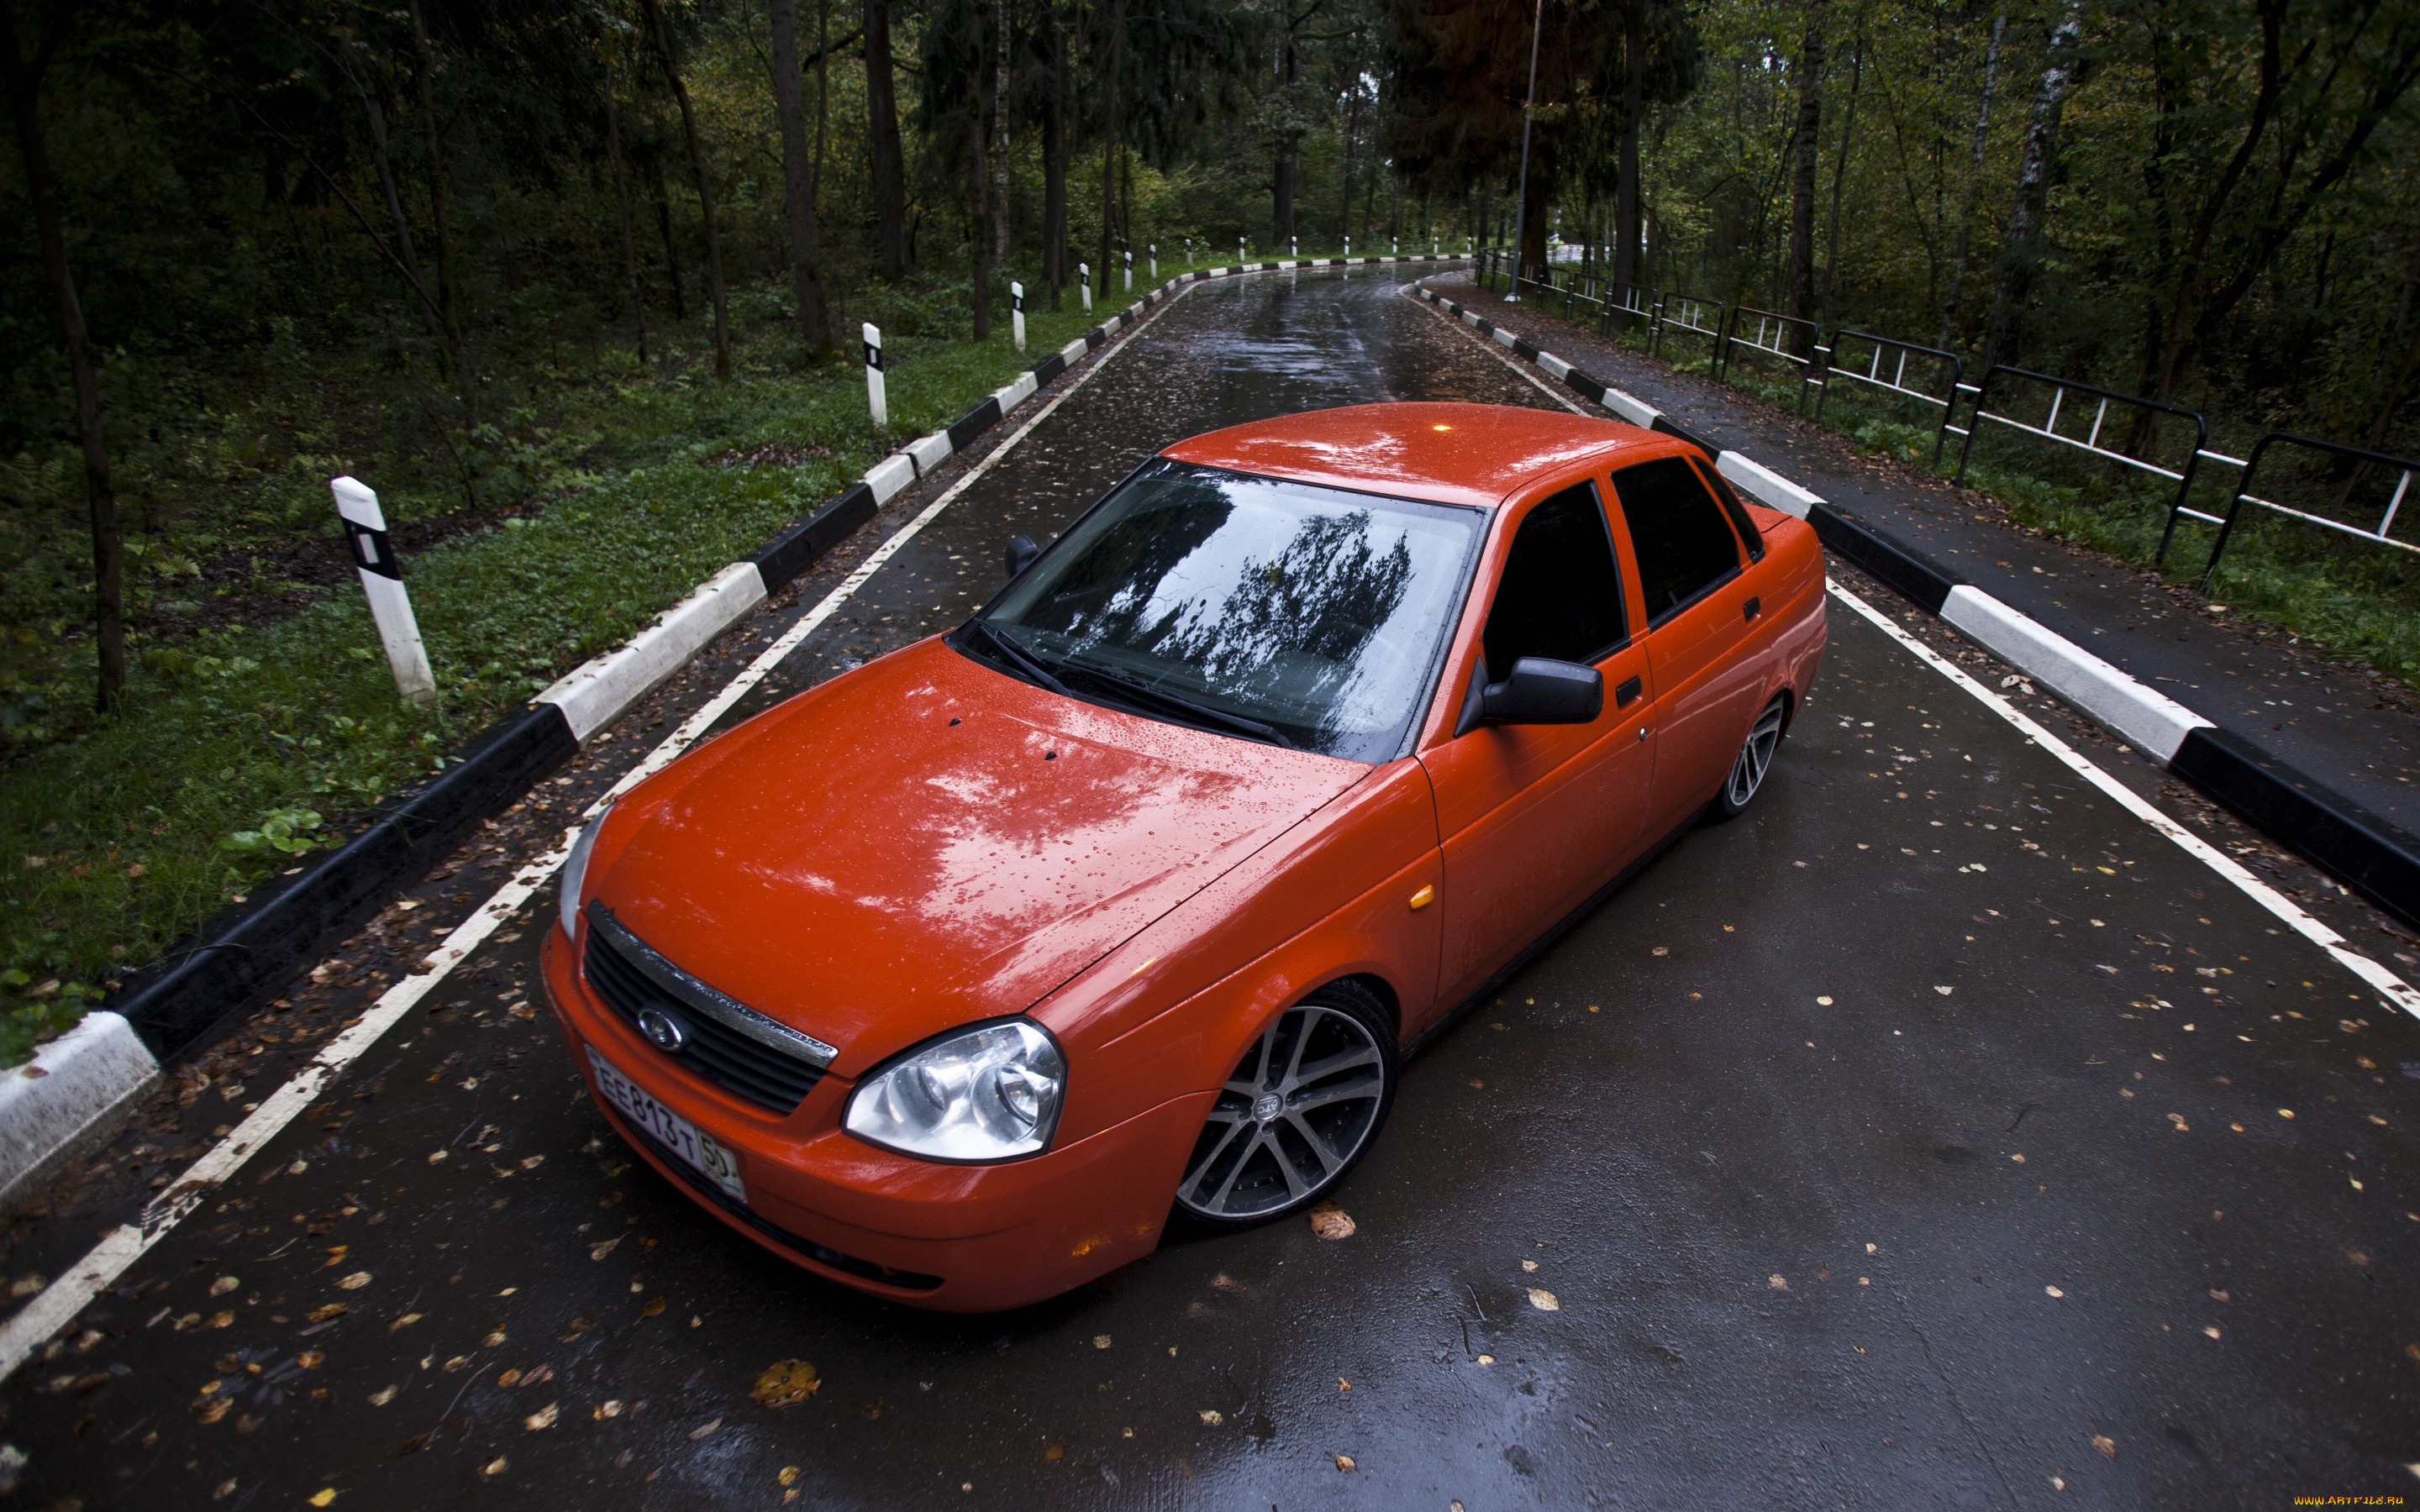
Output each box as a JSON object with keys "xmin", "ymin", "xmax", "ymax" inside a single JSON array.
[
  {"xmin": 1716, "ymin": 696, "xmax": 1789, "ymax": 817},
  {"xmin": 1175, "ymin": 984, "xmax": 1396, "ymax": 1227}
]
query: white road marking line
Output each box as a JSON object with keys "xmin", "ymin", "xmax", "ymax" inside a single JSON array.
[
  {"xmin": 1829, "ymin": 579, "xmax": 2419, "ymax": 1019},
  {"xmin": 0, "ymin": 286, "xmax": 1189, "ymax": 1386},
  {"xmin": 1403, "ymin": 284, "xmax": 1591, "ymax": 416}
]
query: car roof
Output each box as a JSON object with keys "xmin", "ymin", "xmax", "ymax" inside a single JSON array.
[{"xmin": 1159, "ymin": 402, "xmax": 1676, "ymax": 509}]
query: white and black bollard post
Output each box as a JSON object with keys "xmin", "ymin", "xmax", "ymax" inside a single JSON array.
[
  {"xmin": 1123, "ymin": 250, "xmax": 1132, "ymax": 292},
  {"xmin": 1010, "ymin": 281, "xmax": 1026, "ymax": 352},
  {"xmin": 1149, "ymin": 244, "xmax": 1157, "ymax": 281},
  {"xmin": 1079, "ymin": 263, "xmax": 1092, "ymax": 312},
  {"xmin": 1392, "ymin": 236, "xmax": 1398, "ymax": 255},
  {"xmin": 1291, "ymin": 236, "xmax": 1297, "ymax": 260},
  {"xmin": 863, "ymin": 323, "xmax": 887, "ymax": 427},
  {"xmin": 1238, "ymin": 236, "xmax": 1245, "ymax": 265},
  {"xmin": 330, "ymin": 476, "xmax": 436, "ymax": 706},
  {"xmin": 1344, "ymin": 235, "xmax": 1351, "ymax": 259}
]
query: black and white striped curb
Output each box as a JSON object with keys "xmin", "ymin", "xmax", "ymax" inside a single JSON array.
[
  {"xmin": 1409, "ymin": 281, "xmax": 2420, "ymax": 934},
  {"xmin": 2, "ymin": 255, "xmax": 1467, "ymax": 1207}
]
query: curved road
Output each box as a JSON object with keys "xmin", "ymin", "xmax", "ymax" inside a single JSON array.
[{"xmin": 3, "ymin": 266, "xmax": 2415, "ymax": 1509}]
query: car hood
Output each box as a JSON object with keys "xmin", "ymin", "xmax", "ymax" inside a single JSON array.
[{"xmin": 590, "ymin": 636, "xmax": 1370, "ymax": 1076}]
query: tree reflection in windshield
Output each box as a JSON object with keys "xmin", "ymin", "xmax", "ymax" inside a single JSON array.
[{"xmin": 977, "ymin": 459, "xmax": 1481, "ymax": 761}]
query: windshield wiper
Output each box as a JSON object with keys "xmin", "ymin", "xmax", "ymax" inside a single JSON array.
[
  {"xmin": 1055, "ymin": 662, "xmax": 1292, "ymax": 748},
  {"xmin": 960, "ymin": 618, "xmax": 1070, "ymax": 696}
]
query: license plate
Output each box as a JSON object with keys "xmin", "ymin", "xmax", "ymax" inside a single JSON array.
[{"xmin": 587, "ymin": 1046, "xmax": 747, "ymax": 1205}]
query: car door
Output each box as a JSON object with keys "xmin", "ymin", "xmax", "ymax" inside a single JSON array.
[
  {"xmin": 1607, "ymin": 454, "xmax": 1763, "ymax": 832},
  {"xmin": 1420, "ymin": 476, "xmax": 1658, "ymax": 1005}
]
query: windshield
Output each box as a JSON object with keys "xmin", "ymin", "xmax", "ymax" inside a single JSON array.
[{"xmin": 966, "ymin": 459, "xmax": 1483, "ymax": 761}]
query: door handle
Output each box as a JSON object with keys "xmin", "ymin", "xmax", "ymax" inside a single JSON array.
[
  {"xmin": 1615, "ymin": 675, "xmax": 1643, "ymax": 708},
  {"xmin": 1743, "ymin": 596, "xmax": 1762, "ymax": 622},
  {"xmin": 1637, "ymin": 725, "xmax": 1650, "ymax": 742}
]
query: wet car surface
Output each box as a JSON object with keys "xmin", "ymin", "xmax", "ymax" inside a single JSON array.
[{"xmin": 2, "ymin": 265, "xmax": 2415, "ymax": 1509}]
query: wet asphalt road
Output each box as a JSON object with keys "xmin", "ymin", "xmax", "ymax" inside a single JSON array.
[{"xmin": 5, "ymin": 267, "xmax": 2418, "ymax": 1509}]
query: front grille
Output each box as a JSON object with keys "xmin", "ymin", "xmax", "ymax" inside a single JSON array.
[{"xmin": 582, "ymin": 907, "xmax": 829, "ymax": 1114}]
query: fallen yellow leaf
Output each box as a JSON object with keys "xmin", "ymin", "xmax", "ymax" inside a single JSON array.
[{"xmin": 752, "ymin": 1360, "xmax": 820, "ymax": 1409}]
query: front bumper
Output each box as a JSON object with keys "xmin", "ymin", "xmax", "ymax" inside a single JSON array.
[{"xmin": 541, "ymin": 927, "xmax": 1207, "ymax": 1311}]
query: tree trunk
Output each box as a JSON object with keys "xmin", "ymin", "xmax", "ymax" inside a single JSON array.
[
  {"xmin": 1339, "ymin": 45, "xmax": 1365, "ymax": 247},
  {"xmin": 1274, "ymin": 139, "xmax": 1296, "ymax": 244},
  {"xmin": 1818, "ymin": 34, "xmax": 1861, "ymax": 328},
  {"xmin": 604, "ymin": 59, "xmax": 650, "ymax": 365},
  {"xmin": 1613, "ymin": 3, "xmax": 1643, "ymax": 286},
  {"xmin": 1, "ymin": 13, "xmax": 123, "ymax": 711},
  {"xmin": 812, "ymin": 0, "xmax": 832, "ymax": 243},
  {"xmin": 865, "ymin": 0, "xmax": 909, "ymax": 278},
  {"xmin": 1937, "ymin": 2, "xmax": 2006, "ymax": 349},
  {"xmin": 971, "ymin": 0, "xmax": 993, "ymax": 339},
  {"xmin": 1786, "ymin": 0, "xmax": 1827, "ymax": 331},
  {"xmin": 768, "ymin": 0, "xmax": 831, "ymax": 354},
  {"xmin": 332, "ymin": 35, "xmax": 445, "ymax": 347},
  {"xmin": 2146, "ymin": 0, "xmax": 2286, "ymax": 402},
  {"xmin": 1043, "ymin": 0, "xmax": 1067, "ymax": 307},
  {"xmin": 406, "ymin": 0, "xmax": 464, "ymax": 349},
  {"xmin": 1517, "ymin": 143, "xmax": 1549, "ymax": 270},
  {"xmin": 648, "ymin": 145, "xmax": 688, "ymax": 319},
  {"xmin": 1273, "ymin": 29, "xmax": 1297, "ymax": 244},
  {"xmin": 644, "ymin": 0, "xmax": 732, "ymax": 379},
  {"xmin": 1982, "ymin": 0, "xmax": 2082, "ymax": 372},
  {"xmin": 992, "ymin": 0, "xmax": 1011, "ymax": 265},
  {"xmin": 1097, "ymin": 0, "xmax": 1123, "ymax": 298}
]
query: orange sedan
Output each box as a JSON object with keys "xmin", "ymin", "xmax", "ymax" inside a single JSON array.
[{"xmin": 540, "ymin": 402, "xmax": 1828, "ymax": 1310}]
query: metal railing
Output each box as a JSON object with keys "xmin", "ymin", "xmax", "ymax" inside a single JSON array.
[
  {"xmin": 1952, "ymin": 365, "xmax": 2212, "ymax": 561},
  {"xmin": 1599, "ymin": 281, "xmax": 1660, "ymax": 339},
  {"xmin": 2200, "ymin": 432, "xmax": 2420, "ymax": 589},
  {"xmin": 1443, "ymin": 252, "xmax": 2414, "ymax": 586},
  {"xmin": 1814, "ymin": 330, "xmax": 1965, "ymax": 466},
  {"xmin": 1653, "ymin": 290, "xmax": 1728, "ymax": 361},
  {"xmin": 1716, "ymin": 305, "xmax": 1822, "ymax": 410}
]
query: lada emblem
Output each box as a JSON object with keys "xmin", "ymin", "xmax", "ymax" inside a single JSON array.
[{"xmin": 636, "ymin": 1007, "xmax": 687, "ymax": 1053}]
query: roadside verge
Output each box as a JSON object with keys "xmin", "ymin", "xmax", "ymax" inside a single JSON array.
[{"xmin": 1407, "ymin": 280, "xmax": 2420, "ymax": 943}]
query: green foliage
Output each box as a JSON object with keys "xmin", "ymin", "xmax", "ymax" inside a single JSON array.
[{"xmin": 0, "ymin": 290, "xmax": 1094, "ymax": 1067}]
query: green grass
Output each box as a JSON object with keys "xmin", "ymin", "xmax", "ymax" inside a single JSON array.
[{"xmin": 0, "ymin": 290, "xmax": 1111, "ymax": 1065}]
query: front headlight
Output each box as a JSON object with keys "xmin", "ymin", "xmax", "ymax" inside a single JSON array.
[
  {"xmin": 558, "ymin": 806, "xmax": 609, "ymax": 940},
  {"xmin": 844, "ymin": 1019, "xmax": 1066, "ymax": 1162}
]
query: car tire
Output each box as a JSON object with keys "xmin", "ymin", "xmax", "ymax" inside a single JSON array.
[
  {"xmin": 1712, "ymin": 694, "xmax": 1790, "ymax": 820},
  {"xmin": 1172, "ymin": 980, "xmax": 1399, "ymax": 1231}
]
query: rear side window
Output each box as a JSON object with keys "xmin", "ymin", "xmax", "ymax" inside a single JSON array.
[
  {"xmin": 1613, "ymin": 458, "xmax": 1745, "ymax": 626},
  {"xmin": 1693, "ymin": 459, "xmax": 1766, "ymax": 563},
  {"xmin": 1481, "ymin": 480, "xmax": 1627, "ymax": 674}
]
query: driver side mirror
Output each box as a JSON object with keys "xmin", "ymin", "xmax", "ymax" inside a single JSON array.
[
  {"xmin": 1003, "ymin": 533, "xmax": 1040, "ymax": 580},
  {"xmin": 1481, "ymin": 657, "xmax": 1603, "ymax": 726}
]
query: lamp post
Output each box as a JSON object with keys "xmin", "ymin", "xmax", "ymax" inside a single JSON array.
[{"xmin": 1506, "ymin": 0, "xmax": 1544, "ymax": 302}]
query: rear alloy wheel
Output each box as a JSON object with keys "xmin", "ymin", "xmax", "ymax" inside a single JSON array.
[
  {"xmin": 1175, "ymin": 984, "xmax": 1397, "ymax": 1228},
  {"xmin": 1714, "ymin": 696, "xmax": 1789, "ymax": 818}
]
